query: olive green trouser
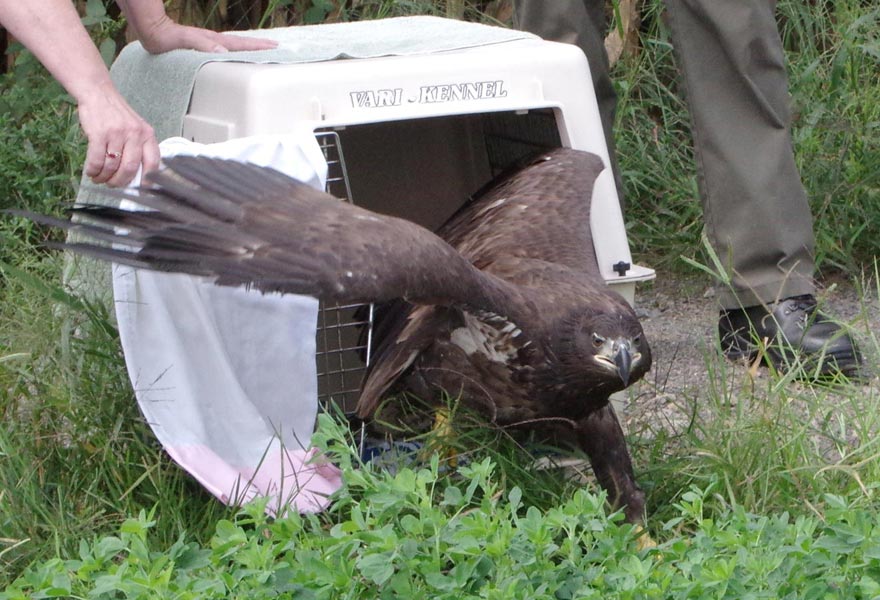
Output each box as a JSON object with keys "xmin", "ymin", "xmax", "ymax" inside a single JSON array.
[{"xmin": 513, "ymin": 0, "xmax": 816, "ymax": 309}]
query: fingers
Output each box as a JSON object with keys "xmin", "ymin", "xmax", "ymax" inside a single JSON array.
[
  {"xmin": 79, "ymin": 88, "xmax": 157, "ymax": 188},
  {"xmin": 214, "ymin": 32, "xmax": 278, "ymax": 52},
  {"xmin": 182, "ymin": 28, "xmax": 277, "ymax": 53},
  {"xmin": 75, "ymin": 19, "xmax": 276, "ymax": 187},
  {"xmin": 142, "ymin": 23, "xmax": 277, "ymax": 54},
  {"xmin": 139, "ymin": 131, "xmax": 161, "ymax": 177},
  {"xmin": 84, "ymin": 123, "xmax": 156, "ymax": 187}
]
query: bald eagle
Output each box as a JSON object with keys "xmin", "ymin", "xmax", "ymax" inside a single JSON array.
[{"xmin": 32, "ymin": 148, "xmax": 651, "ymax": 524}]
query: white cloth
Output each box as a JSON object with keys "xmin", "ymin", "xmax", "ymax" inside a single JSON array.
[{"xmin": 113, "ymin": 134, "xmax": 342, "ymax": 513}]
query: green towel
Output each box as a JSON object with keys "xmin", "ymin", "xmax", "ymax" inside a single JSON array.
[{"xmin": 111, "ymin": 16, "xmax": 534, "ymax": 142}]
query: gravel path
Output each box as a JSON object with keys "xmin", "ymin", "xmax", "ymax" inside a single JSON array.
[{"xmin": 619, "ymin": 274, "xmax": 880, "ymax": 441}]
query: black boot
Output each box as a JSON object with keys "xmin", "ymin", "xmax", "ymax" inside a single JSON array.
[{"xmin": 719, "ymin": 295, "xmax": 861, "ymax": 376}]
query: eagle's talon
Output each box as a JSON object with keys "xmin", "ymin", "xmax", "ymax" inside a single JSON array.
[
  {"xmin": 634, "ymin": 525, "xmax": 657, "ymax": 551},
  {"xmin": 422, "ymin": 407, "xmax": 458, "ymax": 468}
]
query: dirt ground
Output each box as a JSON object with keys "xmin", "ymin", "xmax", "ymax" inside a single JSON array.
[{"xmin": 619, "ymin": 273, "xmax": 880, "ymax": 439}]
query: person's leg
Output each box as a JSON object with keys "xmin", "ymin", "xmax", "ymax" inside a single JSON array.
[
  {"xmin": 512, "ymin": 0, "xmax": 626, "ymax": 205},
  {"xmin": 664, "ymin": 0, "xmax": 815, "ymax": 308},
  {"xmin": 664, "ymin": 0, "xmax": 859, "ymax": 373}
]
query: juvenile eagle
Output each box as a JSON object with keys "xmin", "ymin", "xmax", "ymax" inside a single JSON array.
[{"xmin": 37, "ymin": 148, "xmax": 651, "ymax": 523}]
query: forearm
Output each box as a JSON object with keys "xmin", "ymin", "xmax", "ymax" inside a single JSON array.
[
  {"xmin": 0, "ymin": 0, "xmax": 114, "ymax": 104},
  {"xmin": 114, "ymin": 0, "xmax": 173, "ymax": 52},
  {"xmin": 0, "ymin": 0, "xmax": 270, "ymax": 187}
]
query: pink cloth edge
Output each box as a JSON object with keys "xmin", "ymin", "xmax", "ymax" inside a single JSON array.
[{"xmin": 165, "ymin": 443, "xmax": 343, "ymax": 514}]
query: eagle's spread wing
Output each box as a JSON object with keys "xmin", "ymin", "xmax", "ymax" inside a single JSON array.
[
  {"xmin": 355, "ymin": 149, "xmax": 609, "ymax": 417},
  {"xmin": 439, "ymin": 148, "xmax": 605, "ymax": 279},
  {"xmin": 34, "ymin": 156, "xmax": 528, "ymax": 319}
]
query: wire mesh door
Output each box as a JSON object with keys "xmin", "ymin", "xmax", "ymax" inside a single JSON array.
[
  {"xmin": 310, "ymin": 111, "xmax": 560, "ymax": 415},
  {"xmin": 313, "ymin": 130, "xmax": 372, "ymax": 416}
]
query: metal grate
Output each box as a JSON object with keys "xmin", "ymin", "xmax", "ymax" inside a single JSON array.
[
  {"xmin": 313, "ymin": 130, "xmax": 373, "ymax": 415},
  {"xmin": 483, "ymin": 109, "xmax": 562, "ymax": 176}
]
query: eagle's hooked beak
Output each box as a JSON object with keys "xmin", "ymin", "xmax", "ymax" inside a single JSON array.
[
  {"xmin": 613, "ymin": 343, "xmax": 633, "ymax": 386},
  {"xmin": 594, "ymin": 337, "xmax": 637, "ymax": 386}
]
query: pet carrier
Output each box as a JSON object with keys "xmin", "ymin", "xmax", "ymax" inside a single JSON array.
[{"xmin": 176, "ymin": 19, "xmax": 655, "ymax": 412}]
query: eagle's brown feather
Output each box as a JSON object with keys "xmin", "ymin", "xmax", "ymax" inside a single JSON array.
[
  {"xmin": 440, "ymin": 150, "xmax": 602, "ymax": 279},
  {"xmin": 28, "ymin": 147, "xmax": 652, "ymax": 525}
]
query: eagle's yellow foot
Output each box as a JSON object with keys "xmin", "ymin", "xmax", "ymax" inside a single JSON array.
[
  {"xmin": 634, "ymin": 525, "xmax": 657, "ymax": 551},
  {"xmin": 748, "ymin": 337, "xmax": 770, "ymax": 379},
  {"xmin": 422, "ymin": 407, "xmax": 459, "ymax": 468}
]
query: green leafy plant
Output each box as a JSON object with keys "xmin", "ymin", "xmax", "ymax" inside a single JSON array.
[{"xmin": 6, "ymin": 424, "xmax": 880, "ymax": 599}]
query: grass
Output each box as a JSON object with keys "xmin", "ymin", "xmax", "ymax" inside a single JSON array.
[
  {"xmin": 0, "ymin": 249, "xmax": 232, "ymax": 582},
  {"xmin": 1, "ymin": 0, "xmax": 879, "ymax": 594},
  {"xmin": 5, "ymin": 416, "xmax": 880, "ymax": 598}
]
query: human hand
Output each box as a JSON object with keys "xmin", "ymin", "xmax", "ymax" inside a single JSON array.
[
  {"xmin": 136, "ymin": 15, "xmax": 278, "ymax": 54},
  {"xmin": 77, "ymin": 81, "xmax": 159, "ymax": 187}
]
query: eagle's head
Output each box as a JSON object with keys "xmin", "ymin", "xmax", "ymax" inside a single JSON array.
[
  {"xmin": 584, "ymin": 312, "xmax": 650, "ymax": 387},
  {"xmin": 554, "ymin": 309, "xmax": 652, "ymax": 400}
]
